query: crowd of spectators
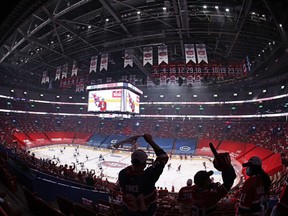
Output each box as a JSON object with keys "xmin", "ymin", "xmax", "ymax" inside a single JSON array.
[{"xmin": 0, "ymin": 122, "xmax": 287, "ymax": 215}]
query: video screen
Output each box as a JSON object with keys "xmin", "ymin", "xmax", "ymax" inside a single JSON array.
[
  {"xmin": 88, "ymin": 89, "xmax": 123, "ymax": 112},
  {"xmin": 87, "ymin": 82, "xmax": 142, "ymax": 115},
  {"xmin": 124, "ymin": 89, "xmax": 140, "ymax": 113}
]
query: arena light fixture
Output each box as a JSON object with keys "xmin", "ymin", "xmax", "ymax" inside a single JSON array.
[
  {"xmin": 10, "ymin": 89, "xmax": 14, "ymax": 93},
  {"xmin": 160, "ymin": 95, "xmax": 164, "ymax": 98},
  {"xmin": 248, "ymin": 91, "xmax": 252, "ymax": 95},
  {"xmin": 215, "ymin": 6, "xmax": 218, "ymax": 9},
  {"xmin": 105, "ymin": 18, "xmax": 109, "ymax": 22},
  {"xmin": 39, "ymin": 94, "xmax": 43, "ymax": 97},
  {"xmin": 281, "ymin": 85, "xmax": 285, "ymax": 89},
  {"xmin": 163, "ymin": 7, "xmax": 166, "ymax": 10},
  {"xmin": 279, "ymin": 24, "xmax": 282, "ymax": 27},
  {"xmin": 203, "ymin": 5, "xmax": 207, "ymax": 9},
  {"xmin": 144, "ymin": 95, "xmax": 148, "ymax": 98},
  {"xmin": 213, "ymin": 94, "xmax": 218, "ymax": 97},
  {"xmin": 262, "ymin": 89, "xmax": 267, "ymax": 93},
  {"xmin": 176, "ymin": 95, "xmax": 180, "ymax": 97},
  {"xmin": 225, "ymin": 8, "xmax": 229, "ymax": 12},
  {"xmin": 233, "ymin": 93, "xmax": 237, "ymax": 96},
  {"xmin": 56, "ymin": 95, "xmax": 60, "ymax": 99},
  {"xmin": 193, "ymin": 94, "xmax": 197, "ymax": 98},
  {"xmin": 137, "ymin": 11, "xmax": 141, "ymax": 15},
  {"xmin": 69, "ymin": 96, "xmax": 73, "ymax": 99},
  {"xmin": 82, "ymin": 96, "xmax": 85, "ymax": 100}
]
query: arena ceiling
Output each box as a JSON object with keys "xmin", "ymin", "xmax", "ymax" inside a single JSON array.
[{"xmin": 0, "ymin": 0, "xmax": 287, "ymax": 88}]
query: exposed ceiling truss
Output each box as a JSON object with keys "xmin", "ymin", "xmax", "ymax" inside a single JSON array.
[{"xmin": 0, "ymin": 0, "xmax": 287, "ymax": 86}]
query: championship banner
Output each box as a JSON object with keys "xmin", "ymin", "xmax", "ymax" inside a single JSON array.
[
  {"xmin": 158, "ymin": 45, "xmax": 168, "ymax": 65},
  {"xmin": 185, "ymin": 44, "xmax": 196, "ymax": 64},
  {"xmin": 61, "ymin": 63, "xmax": 68, "ymax": 79},
  {"xmin": 106, "ymin": 77, "xmax": 112, "ymax": 83},
  {"xmin": 143, "ymin": 47, "xmax": 153, "ymax": 65},
  {"xmin": 122, "ymin": 75, "xmax": 128, "ymax": 82},
  {"xmin": 169, "ymin": 73, "xmax": 177, "ymax": 86},
  {"xmin": 97, "ymin": 78, "xmax": 102, "ymax": 84},
  {"xmin": 124, "ymin": 50, "xmax": 133, "ymax": 68},
  {"xmin": 72, "ymin": 61, "xmax": 78, "ymax": 76},
  {"xmin": 160, "ymin": 72, "xmax": 167, "ymax": 87},
  {"xmin": 129, "ymin": 75, "xmax": 136, "ymax": 85},
  {"xmin": 89, "ymin": 56, "xmax": 98, "ymax": 73},
  {"xmin": 196, "ymin": 44, "xmax": 208, "ymax": 64},
  {"xmin": 100, "ymin": 53, "xmax": 108, "ymax": 71},
  {"xmin": 186, "ymin": 75, "xmax": 194, "ymax": 86},
  {"xmin": 194, "ymin": 75, "xmax": 202, "ymax": 86},
  {"xmin": 41, "ymin": 71, "xmax": 47, "ymax": 84},
  {"xmin": 45, "ymin": 72, "xmax": 50, "ymax": 83},
  {"xmin": 55, "ymin": 66, "xmax": 61, "ymax": 80},
  {"xmin": 147, "ymin": 76, "xmax": 155, "ymax": 87}
]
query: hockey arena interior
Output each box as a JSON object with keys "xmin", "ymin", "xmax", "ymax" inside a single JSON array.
[{"xmin": 0, "ymin": 0, "xmax": 288, "ymax": 215}]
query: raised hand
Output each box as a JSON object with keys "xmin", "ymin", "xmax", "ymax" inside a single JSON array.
[{"xmin": 210, "ymin": 142, "xmax": 232, "ymax": 171}]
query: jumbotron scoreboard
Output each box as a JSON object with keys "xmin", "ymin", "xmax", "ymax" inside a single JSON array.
[{"xmin": 86, "ymin": 82, "xmax": 143, "ymax": 117}]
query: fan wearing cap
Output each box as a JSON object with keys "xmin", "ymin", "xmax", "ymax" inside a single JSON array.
[
  {"xmin": 189, "ymin": 143, "xmax": 236, "ymax": 216},
  {"xmin": 177, "ymin": 178, "xmax": 194, "ymax": 216},
  {"xmin": 117, "ymin": 133, "xmax": 168, "ymax": 216},
  {"xmin": 237, "ymin": 156, "xmax": 272, "ymax": 216}
]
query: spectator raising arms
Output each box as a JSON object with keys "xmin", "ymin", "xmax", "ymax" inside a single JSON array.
[
  {"xmin": 117, "ymin": 133, "xmax": 168, "ymax": 216},
  {"xmin": 189, "ymin": 143, "xmax": 236, "ymax": 216},
  {"xmin": 237, "ymin": 156, "xmax": 272, "ymax": 216}
]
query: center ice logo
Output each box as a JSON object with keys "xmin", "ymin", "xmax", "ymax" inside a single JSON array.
[
  {"xmin": 102, "ymin": 161, "xmax": 127, "ymax": 168},
  {"xmin": 110, "ymin": 139, "xmax": 118, "ymax": 144},
  {"xmin": 180, "ymin": 146, "xmax": 191, "ymax": 151}
]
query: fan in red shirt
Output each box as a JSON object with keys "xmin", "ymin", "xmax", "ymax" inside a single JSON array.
[
  {"xmin": 237, "ymin": 156, "xmax": 272, "ymax": 216},
  {"xmin": 269, "ymin": 176, "xmax": 288, "ymax": 216},
  {"xmin": 177, "ymin": 178, "xmax": 194, "ymax": 216},
  {"xmin": 189, "ymin": 143, "xmax": 236, "ymax": 216}
]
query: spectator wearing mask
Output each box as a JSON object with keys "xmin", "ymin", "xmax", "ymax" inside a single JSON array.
[{"xmin": 237, "ymin": 156, "xmax": 272, "ymax": 216}]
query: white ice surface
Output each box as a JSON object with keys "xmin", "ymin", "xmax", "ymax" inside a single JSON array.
[{"xmin": 29, "ymin": 145, "xmax": 242, "ymax": 192}]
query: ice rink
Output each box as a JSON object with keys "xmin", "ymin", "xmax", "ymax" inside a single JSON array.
[{"xmin": 29, "ymin": 144, "xmax": 242, "ymax": 192}]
